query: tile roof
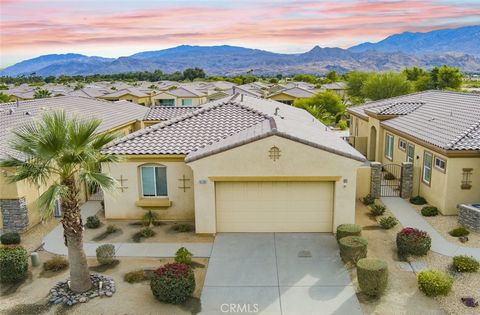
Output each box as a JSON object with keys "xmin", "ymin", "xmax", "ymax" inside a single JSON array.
[
  {"xmin": 269, "ymin": 87, "xmax": 315, "ymax": 98},
  {"xmin": 163, "ymin": 87, "xmax": 205, "ymax": 97},
  {"xmin": 0, "ymin": 96, "xmax": 149, "ymax": 160},
  {"xmin": 321, "ymin": 82, "xmax": 347, "ymax": 90},
  {"xmin": 101, "ymin": 88, "xmax": 150, "ymax": 98},
  {"xmin": 348, "ymin": 90, "xmax": 480, "ymax": 151},
  {"xmin": 104, "ymin": 94, "xmax": 366, "ymax": 162},
  {"xmin": 144, "ymin": 106, "xmax": 202, "ymax": 121}
]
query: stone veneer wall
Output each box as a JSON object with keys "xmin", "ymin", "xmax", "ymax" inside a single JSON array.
[
  {"xmin": 370, "ymin": 162, "xmax": 382, "ymax": 198},
  {"xmin": 458, "ymin": 204, "xmax": 480, "ymax": 232},
  {"xmin": 400, "ymin": 162, "xmax": 413, "ymax": 199},
  {"xmin": 0, "ymin": 197, "xmax": 29, "ymax": 232}
]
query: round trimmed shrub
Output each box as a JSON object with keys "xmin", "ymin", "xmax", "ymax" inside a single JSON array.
[
  {"xmin": 410, "ymin": 196, "xmax": 427, "ymax": 205},
  {"xmin": 175, "ymin": 247, "xmax": 193, "ymax": 265},
  {"xmin": 96, "ymin": 244, "xmax": 116, "ymax": 265},
  {"xmin": 396, "ymin": 227, "xmax": 431, "ymax": 258},
  {"xmin": 0, "ymin": 232, "xmax": 21, "ymax": 245},
  {"xmin": 357, "ymin": 258, "xmax": 388, "ymax": 296},
  {"xmin": 336, "ymin": 224, "xmax": 362, "ymax": 242},
  {"xmin": 452, "ymin": 255, "xmax": 479, "ymax": 272},
  {"xmin": 339, "ymin": 236, "xmax": 368, "ymax": 263},
  {"xmin": 421, "ymin": 206, "xmax": 438, "ymax": 217},
  {"xmin": 417, "ymin": 269, "xmax": 453, "ymax": 297},
  {"xmin": 0, "ymin": 246, "xmax": 29, "ymax": 283},
  {"xmin": 449, "ymin": 227, "xmax": 469, "ymax": 237},
  {"xmin": 150, "ymin": 263, "xmax": 195, "ymax": 304},
  {"xmin": 85, "ymin": 215, "xmax": 101, "ymax": 229}
]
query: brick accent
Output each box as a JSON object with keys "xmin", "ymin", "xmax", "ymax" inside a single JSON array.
[
  {"xmin": 458, "ymin": 204, "xmax": 480, "ymax": 232},
  {"xmin": 400, "ymin": 162, "xmax": 413, "ymax": 199},
  {"xmin": 370, "ymin": 162, "xmax": 382, "ymax": 198},
  {"xmin": 0, "ymin": 197, "xmax": 29, "ymax": 233}
]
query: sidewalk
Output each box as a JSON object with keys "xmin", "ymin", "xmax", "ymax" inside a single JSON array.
[
  {"xmin": 42, "ymin": 201, "xmax": 213, "ymax": 258},
  {"xmin": 382, "ymin": 197, "xmax": 480, "ymax": 260}
]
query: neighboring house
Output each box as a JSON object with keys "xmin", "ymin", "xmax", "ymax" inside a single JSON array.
[
  {"xmin": 98, "ymin": 88, "xmax": 153, "ymax": 106},
  {"xmin": 102, "ymin": 95, "xmax": 365, "ymax": 234},
  {"xmin": 0, "ymin": 96, "xmax": 149, "ymax": 232},
  {"xmin": 320, "ymin": 82, "xmax": 347, "ymax": 99},
  {"xmin": 152, "ymin": 87, "xmax": 207, "ymax": 107},
  {"xmin": 348, "ymin": 90, "xmax": 480, "ymax": 215},
  {"xmin": 231, "ymin": 85, "xmax": 264, "ymax": 98},
  {"xmin": 143, "ymin": 106, "xmax": 201, "ymax": 127},
  {"xmin": 267, "ymin": 87, "xmax": 315, "ymax": 105}
]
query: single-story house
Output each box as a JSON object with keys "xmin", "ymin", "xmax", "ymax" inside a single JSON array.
[
  {"xmin": 152, "ymin": 87, "xmax": 207, "ymax": 107},
  {"xmin": 320, "ymin": 82, "xmax": 347, "ymax": 99},
  {"xmin": 267, "ymin": 87, "xmax": 315, "ymax": 105},
  {"xmin": 142, "ymin": 106, "xmax": 201, "ymax": 127},
  {"xmin": 102, "ymin": 94, "xmax": 365, "ymax": 234},
  {"xmin": 98, "ymin": 88, "xmax": 153, "ymax": 106},
  {"xmin": 348, "ymin": 90, "xmax": 480, "ymax": 215}
]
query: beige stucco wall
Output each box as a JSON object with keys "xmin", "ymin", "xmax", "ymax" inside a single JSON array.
[
  {"xmin": 444, "ymin": 157, "xmax": 480, "ymax": 214},
  {"xmin": 268, "ymin": 93, "xmax": 298, "ymax": 103},
  {"xmin": 153, "ymin": 93, "xmax": 207, "ymax": 106},
  {"xmin": 102, "ymin": 159, "xmax": 195, "ymax": 220},
  {"xmin": 349, "ymin": 116, "xmax": 370, "ymax": 158},
  {"xmin": 356, "ymin": 165, "xmax": 371, "ymax": 199},
  {"xmin": 188, "ymin": 135, "xmax": 363, "ymax": 234}
]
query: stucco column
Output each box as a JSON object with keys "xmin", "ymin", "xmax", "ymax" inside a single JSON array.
[
  {"xmin": 400, "ymin": 162, "xmax": 413, "ymax": 199},
  {"xmin": 370, "ymin": 162, "xmax": 382, "ymax": 198}
]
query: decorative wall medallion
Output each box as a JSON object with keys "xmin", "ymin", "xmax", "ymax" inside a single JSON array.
[
  {"xmin": 116, "ymin": 175, "xmax": 128, "ymax": 192},
  {"xmin": 269, "ymin": 146, "xmax": 281, "ymax": 161}
]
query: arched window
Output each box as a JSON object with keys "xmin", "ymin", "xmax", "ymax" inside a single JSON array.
[{"xmin": 140, "ymin": 164, "xmax": 168, "ymax": 197}]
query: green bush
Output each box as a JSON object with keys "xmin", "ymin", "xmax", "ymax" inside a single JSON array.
[
  {"xmin": 106, "ymin": 224, "xmax": 119, "ymax": 234},
  {"xmin": 172, "ymin": 224, "xmax": 195, "ymax": 233},
  {"xmin": 150, "ymin": 263, "xmax": 195, "ymax": 304},
  {"xmin": 379, "ymin": 216, "xmax": 398, "ymax": 229},
  {"xmin": 0, "ymin": 246, "xmax": 28, "ymax": 283},
  {"xmin": 421, "ymin": 206, "xmax": 438, "ymax": 217},
  {"xmin": 396, "ymin": 227, "xmax": 431, "ymax": 258},
  {"xmin": 410, "ymin": 196, "xmax": 427, "ymax": 205},
  {"xmin": 336, "ymin": 224, "xmax": 362, "ymax": 241},
  {"xmin": 43, "ymin": 256, "xmax": 69, "ymax": 272},
  {"xmin": 449, "ymin": 227, "xmax": 469, "ymax": 237},
  {"xmin": 452, "ymin": 255, "xmax": 479, "ymax": 272},
  {"xmin": 357, "ymin": 258, "xmax": 388, "ymax": 296},
  {"xmin": 175, "ymin": 247, "xmax": 193, "ymax": 265},
  {"xmin": 362, "ymin": 194, "xmax": 375, "ymax": 206},
  {"xmin": 96, "ymin": 244, "xmax": 116, "ymax": 265},
  {"xmin": 370, "ymin": 204, "xmax": 386, "ymax": 216},
  {"xmin": 417, "ymin": 269, "xmax": 453, "ymax": 297},
  {"xmin": 339, "ymin": 236, "xmax": 368, "ymax": 264},
  {"xmin": 337, "ymin": 120, "xmax": 348, "ymax": 130},
  {"xmin": 85, "ymin": 215, "xmax": 101, "ymax": 229},
  {"xmin": 124, "ymin": 270, "xmax": 148, "ymax": 283},
  {"xmin": 0, "ymin": 232, "xmax": 21, "ymax": 245},
  {"xmin": 141, "ymin": 227, "xmax": 156, "ymax": 238},
  {"xmin": 142, "ymin": 210, "xmax": 159, "ymax": 227}
]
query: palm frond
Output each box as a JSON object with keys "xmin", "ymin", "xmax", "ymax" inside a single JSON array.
[
  {"xmin": 80, "ymin": 171, "xmax": 116, "ymax": 192},
  {"xmin": 38, "ymin": 183, "xmax": 68, "ymax": 219}
]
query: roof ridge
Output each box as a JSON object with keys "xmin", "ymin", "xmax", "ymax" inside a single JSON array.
[{"xmin": 446, "ymin": 118, "xmax": 480, "ymax": 149}]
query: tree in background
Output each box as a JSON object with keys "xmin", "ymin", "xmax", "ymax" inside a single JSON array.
[
  {"xmin": 293, "ymin": 91, "xmax": 344, "ymax": 125},
  {"xmin": 183, "ymin": 67, "xmax": 206, "ymax": 81},
  {"xmin": 326, "ymin": 71, "xmax": 339, "ymax": 82},
  {"xmin": 34, "ymin": 88, "xmax": 52, "ymax": 99},
  {"xmin": 361, "ymin": 72, "xmax": 412, "ymax": 101},
  {"xmin": 346, "ymin": 71, "xmax": 371, "ymax": 98},
  {"xmin": 403, "ymin": 67, "xmax": 426, "ymax": 81},
  {"xmin": 293, "ymin": 74, "xmax": 318, "ymax": 84},
  {"xmin": 435, "ymin": 66, "xmax": 463, "ymax": 90},
  {"xmin": 0, "ymin": 92, "xmax": 11, "ymax": 103}
]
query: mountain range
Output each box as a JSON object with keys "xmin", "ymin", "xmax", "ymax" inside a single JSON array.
[{"xmin": 1, "ymin": 25, "xmax": 479, "ymax": 77}]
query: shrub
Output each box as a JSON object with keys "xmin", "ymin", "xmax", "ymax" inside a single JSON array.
[
  {"xmin": 43, "ymin": 256, "xmax": 69, "ymax": 272},
  {"xmin": 370, "ymin": 204, "xmax": 386, "ymax": 216},
  {"xmin": 142, "ymin": 210, "xmax": 159, "ymax": 227},
  {"xmin": 383, "ymin": 173, "xmax": 396, "ymax": 180},
  {"xmin": 96, "ymin": 244, "xmax": 116, "ymax": 265},
  {"xmin": 141, "ymin": 227, "xmax": 156, "ymax": 238},
  {"xmin": 396, "ymin": 227, "xmax": 431, "ymax": 258},
  {"xmin": 106, "ymin": 224, "xmax": 119, "ymax": 234},
  {"xmin": 410, "ymin": 196, "xmax": 427, "ymax": 205},
  {"xmin": 172, "ymin": 224, "xmax": 194, "ymax": 233},
  {"xmin": 379, "ymin": 216, "xmax": 398, "ymax": 229},
  {"xmin": 452, "ymin": 255, "xmax": 479, "ymax": 272},
  {"xmin": 150, "ymin": 263, "xmax": 195, "ymax": 304},
  {"xmin": 175, "ymin": 247, "xmax": 193, "ymax": 265},
  {"xmin": 421, "ymin": 206, "xmax": 438, "ymax": 217},
  {"xmin": 449, "ymin": 227, "xmax": 469, "ymax": 237},
  {"xmin": 339, "ymin": 236, "xmax": 368, "ymax": 264},
  {"xmin": 357, "ymin": 258, "xmax": 388, "ymax": 296},
  {"xmin": 362, "ymin": 194, "xmax": 375, "ymax": 206},
  {"xmin": 0, "ymin": 246, "xmax": 28, "ymax": 283},
  {"xmin": 0, "ymin": 232, "xmax": 21, "ymax": 245},
  {"xmin": 124, "ymin": 270, "xmax": 148, "ymax": 283},
  {"xmin": 336, "ymin": 224, "xmax": 362, "ymax": 241},
  {"xmin": 85, "ymin": 215, "xmax": 101, "ymax": 229},
  {"xmin": 337, "ymin": 120, "xmax": 348, "ymax": 130},
  {"xmin": 417, "ymin": 269, "xmax": 453, "ymax": 297}
]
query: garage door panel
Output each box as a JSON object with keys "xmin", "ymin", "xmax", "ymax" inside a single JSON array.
[{"xmin": 216, "ymin": 181, "xmax": 334, "ymax": 232}]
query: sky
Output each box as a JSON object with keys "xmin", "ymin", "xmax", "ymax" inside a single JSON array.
[{"xmin": 1, "ymin": 0, "xmax": 479, "ymax": 67}]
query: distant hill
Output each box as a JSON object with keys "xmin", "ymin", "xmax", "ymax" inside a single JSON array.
[
  {"xmin": 1, "ymin": 26, "xmax": 479, "ymax": 77},
  {"xmin": 349, "ymin": 25, "xmax": 480, "ymax": 57}
]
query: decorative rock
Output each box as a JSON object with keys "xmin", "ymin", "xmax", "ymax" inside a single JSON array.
[{"xmin": 105, "ymin": 291, "xmax": 113, "ymax": 297}]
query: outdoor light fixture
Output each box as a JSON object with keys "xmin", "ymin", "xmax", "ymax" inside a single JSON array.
[{"xmin": 343, "ymin": 178, "xmax": 348, "ymax": 187}]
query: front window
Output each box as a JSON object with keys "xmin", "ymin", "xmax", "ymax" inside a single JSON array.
[
  {"xmin": 398, "ymin": 139, "xmax": 406, "ymax": 151},
  {"xmin": 422, "ymin": 152, "xmax": 432, "ymax": 185},
  {"xmin": 159, "ymin": 99, "xmax": 175, "ymax": 106},
  {"xmin": 406, "ymin": 144, "xmax": 414, "ymax": 163},
  {"xmin": 385, "ymin": 134, "xmax": 394, "ymax": 160},
  {"xmin": 434, "ymin": 156, "xmax": 446, "ymax": 172},
  {"xmin": 181, "ymin": 99, "xmax": 193, "ymax": 106},
  {"xmin": 141, "ymin": 166, "xmax": 168, "ymax": 197}
]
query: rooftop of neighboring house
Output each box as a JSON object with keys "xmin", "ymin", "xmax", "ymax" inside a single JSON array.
[
  {"xmin": 0, "ymin": 96, "xmax": 149, "ymax": 160},
  {"xmin": 281, "ymin": 82, "xmax": 316, "ymax": 90},
  {"xmin": 154, "ymin": 86, "xmax": 206, "ymax": 98},
  {"xmin": 144, "ymin": 106, "xmax": 202, "ymax": 121},
  {"xmin": 100, "ymin": 87, "xmax": 151, "ymax": 98},
  {"xmin": 268, "ymin": 86, "xmax": 315, "ymax": 99},
  {"xmin": 348, "ymin": 90, "xmax": 480, "ymax": 151},
  {"xmin": 321, "ymin": 82, "xmax": 347, "ymax": 90},
  {"xmin": 103, "ymin": 94, "xmax": 365, "ymax": 162}
]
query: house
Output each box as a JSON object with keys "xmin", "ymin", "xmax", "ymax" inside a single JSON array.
[
  {"xmin": 98, "ymin": 88, "xmax": 153, "ymax": 106},
  {"xmin": 102, "ymin": 94, "xmax": 365, "ymax": 234},
  {"xmin": 348, "ymin": 90, "xmax": 480, "ymax": 215},
  {"xmin": 152, "ymin": 87, "xmax": 207, "ymax": 106},
  {"xmin": 267, "ymin": 86, "xmax": 315, "ymax": 105},
  {"xmin": 143, "ymin": 106, "xmax": 201, "ymax": 127},
  {"xmin": 320, "ymin": 82, "xmax": 348, "ymax": 99},
  {"xmin": 0, "ymin": 96, "xmax": 149, "ymax": 232}
]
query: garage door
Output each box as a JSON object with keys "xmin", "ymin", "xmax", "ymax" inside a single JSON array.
[{"xmin": 215, "ymin": 181, "xmax": 334, "ymax": 232}]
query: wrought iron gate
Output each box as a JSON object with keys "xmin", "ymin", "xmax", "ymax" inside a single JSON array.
[{"xmin": 380, "ymin": 164, "xmax": 403, "ymax": 197}]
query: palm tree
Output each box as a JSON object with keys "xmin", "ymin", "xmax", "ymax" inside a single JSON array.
[
  {"xmin": 34, "ymin": 88, "xmax": 52, "ymax": 99},
  {"xmin": 0, "ymin": 111, "xmax": 118, "ymax": 292}
]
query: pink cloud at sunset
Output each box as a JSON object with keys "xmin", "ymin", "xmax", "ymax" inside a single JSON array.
[{"xmin": 0, "ymin": 0, "xmax": 479, "ymax": 67}]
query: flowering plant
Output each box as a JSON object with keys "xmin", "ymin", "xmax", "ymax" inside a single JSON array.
[{"xmin": 397, "ymin": 227, "xmax": 431, "ymax": 258}]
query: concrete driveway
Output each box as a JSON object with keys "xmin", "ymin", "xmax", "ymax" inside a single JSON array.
[{"xmin": 200, "ymin": 233, "xmax": 362, "ymax": 315}]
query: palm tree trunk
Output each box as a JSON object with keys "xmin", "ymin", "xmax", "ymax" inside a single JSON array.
[{"xmin": 61, "ymin": 177, "xmax": 92, "ymax": 292}]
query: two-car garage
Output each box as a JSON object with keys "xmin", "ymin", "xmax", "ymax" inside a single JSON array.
[{"xmin": 215, "ymin": 181, "xmax": 334, "ymax": 232}]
